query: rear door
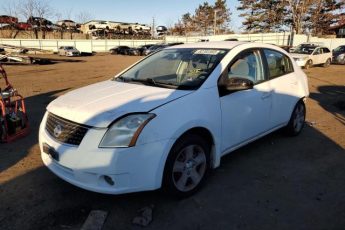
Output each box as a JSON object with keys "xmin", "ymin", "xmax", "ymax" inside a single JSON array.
[
  {"xmin": 262, "ymin": 49, "xmax": 298, "ymax": 127},
  {"xmin": 312, "ymin": 47, "xmax": 323, "ymax": 64}
]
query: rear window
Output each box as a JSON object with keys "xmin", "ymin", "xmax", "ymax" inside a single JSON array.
[{"xmin": 322, "ymin": 48, "xmax": 330, "ymax": 53}]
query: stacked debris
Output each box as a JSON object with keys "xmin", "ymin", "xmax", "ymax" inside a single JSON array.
[{"xmin": 0, "ymin": 44, "xmax": 54, "ymax": 65}]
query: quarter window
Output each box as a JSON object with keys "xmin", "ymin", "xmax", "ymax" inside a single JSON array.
[{"xmin": 263, "ymin": 49, "xmax": 294, "ymax": 79}]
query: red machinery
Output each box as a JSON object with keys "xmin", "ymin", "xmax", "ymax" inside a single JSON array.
[{"xmin": 0, "ymin": 64, "xmax": 29, "ymax": 142}]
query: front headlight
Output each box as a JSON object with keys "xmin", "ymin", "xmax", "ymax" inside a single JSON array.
[
  {"xmin": 99, "ymin": 113, "xmax": 156, "ymax": 148},
  {"xmin": 298, "ymin": 57, "xmax": 308, "ymax": 61},
  {"xmin": 338, "ymin": 54, "xmax": 345, "ymax": 59}
]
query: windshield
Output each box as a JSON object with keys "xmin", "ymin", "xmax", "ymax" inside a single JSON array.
[
  {"xmin": 65, "ymin": 47, "xmax": 74, "ymax": 50},
  {"xmin": 292, "ymin": 45, "xmax": 316, "ymax": 54},
  {"xmin": 114, "ymin": 48, "xmax": 228, "ymax": 89},
  {"xmin": 334, "ymin": 46, "xmax": 345, "ymax": 52}
]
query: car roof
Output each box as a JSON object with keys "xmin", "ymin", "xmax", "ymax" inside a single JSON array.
[{"xmin": 167, "ymin": 41, "xmax": 248, "ymax": 50}]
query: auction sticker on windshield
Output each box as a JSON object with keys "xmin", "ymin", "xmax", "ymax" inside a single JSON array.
[{"xmin": 194, "ymin": 49, "xmax": 224, "ymax": 55}]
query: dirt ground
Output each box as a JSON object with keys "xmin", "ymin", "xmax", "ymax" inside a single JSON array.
[{"xmin": 0, "ymin": 54, "xmax": 344, "ymax": 230}]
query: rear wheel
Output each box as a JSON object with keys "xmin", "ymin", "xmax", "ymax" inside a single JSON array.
[
  {"xmin": 163, "ymin": 134, "xmax": 210, "ymax": 198},
  {"xmin": 285, "ymin": 100, "xmax": 306, "ymax": 136},
  {"xmin": 323, "ymin": 58, "xmax": 331, "ymax": 67}
]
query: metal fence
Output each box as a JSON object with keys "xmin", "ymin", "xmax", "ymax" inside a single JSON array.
[
  {"xmin": 0, "ymin": 38, "xmax": 163, "ymax": 53},
  {"xmin": 1, "ymin": 32, "xmax": 345, "ymax": 53}
]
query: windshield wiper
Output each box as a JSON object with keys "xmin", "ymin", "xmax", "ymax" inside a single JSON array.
[
  {"xmin": 132, "ymin": 78, "xmax": 180, "ymax": 88},
  {"xmin": 116, "ymin": 77, "xmax": 178, "ymax": 88},
  {"xmin": 115, "ymin": 77, "xmax": 194, "ymax": 90}
]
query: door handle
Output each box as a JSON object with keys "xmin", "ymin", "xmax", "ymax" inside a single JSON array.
[{"xmin": 261, "ymin": 92, "xmax": 272, "ymax": 99}]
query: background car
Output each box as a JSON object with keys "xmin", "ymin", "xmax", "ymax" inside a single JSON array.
[
  {"xmin": 332, "ymin": 45, "xmax": 345, "ymax": 64},
  {"xmin": 88, "ymin": 21, "xmax": 110, "ymax": 30},
  {"xmin": 142, "ymin": 44, "xmax": 168, "ymax": 55},
  {"xmin": 16, "ymin": 22, "xmax": 32, "ymax": 30},
  {"xmin": 142, "ymin": 43, "xmax": 184, "ymax": 56},
  {"xmin": 58, "ymin": 46, "xmax": 80, "ymax": 56},
  {"xmin": 290, "ymin": 43, "xmax": 332, "ymax": 69},
  {"xmin": 56, "ymin": 20, "xmax": 77, "ymax": 30},
  {"xmin": 127, "ymin": 48, "xmax": 140, "ymax": 56},
  {"xmin": 137, "ymin": 44, "xmax": 155, "ymax": 56},
  {"xmin": 109, "ymin": 46, "xmax": 131, "ymax": 55},
  {"xmin": 27, "ymin": 16, "xmax": 55, "ymax": 30}
]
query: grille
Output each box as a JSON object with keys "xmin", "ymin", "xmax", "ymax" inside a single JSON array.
[{"xmin": 45, "ymin": 113, "xmax": 90, "ymax": 146}]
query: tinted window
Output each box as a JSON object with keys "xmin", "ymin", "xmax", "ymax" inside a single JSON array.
[
  {"xmin": 264, "ymin": 49, "xmax": 294, "ymax": 79},
  {"xmin": 313, "ymin": 48, "xmax": 321, "ymax": 55},
  {"xmin": 322, "ymin": 48, "xmax": 330, "ymax": 53},
  {"xmin": 291, "ymin": 45, "xmax": 316, "ymax": 54},
  {"xmin": 334, "ymin": 46, "xmax": 345, "ymax": 52},
  {"xmin": 225, "ymin": 50, "xmax": 265, "ymax": 84}
]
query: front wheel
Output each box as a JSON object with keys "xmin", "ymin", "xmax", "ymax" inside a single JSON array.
[
  {"xmin": 323, "ymin": 58, "xmax": 331, "ymax": 67},
  {"xmin": 284, "ymin": 100, "xmax": 306, "ymax": 136},
  {"xmin": 304, "ymin": 60, "xmax": 313, "ymax": 70},
  {"xmin": 163, "ymin": 134, "xmax": 210, "ymax": 198}
]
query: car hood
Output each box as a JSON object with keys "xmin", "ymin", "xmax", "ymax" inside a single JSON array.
[
  {"xmin": 290, "ymin": 53, "xmax": 310, "ymax": 59},
  {"xmin": 66, "ymin": 49, "xmax": 79, "ymax": 52},
  {"xmin": 47, "ymin": 80, "xmax": 192, "ymax": 127}
]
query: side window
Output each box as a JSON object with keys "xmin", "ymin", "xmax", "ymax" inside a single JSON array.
[
  {"xmin": 226, "ymin": 50, "xmax": 265, "ymax": 84},
  {"xmin": 313, "ymin": 48, "xmax": 321, "ymax": 55},
  {"xmin": 263, "ymin": 49, "xmax": 294, "ymax": 79},
  {"xmin": 322, "ymin": 48, "xmax": 330, "ymax": 53}
]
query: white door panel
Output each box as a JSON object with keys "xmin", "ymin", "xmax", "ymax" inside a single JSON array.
[
  {"xmin": 220, "ymin": 81, "xmax": 272, "ymax": 153},
  {"xmin": 269, "ymin": 73, "xmax": 298, "ymax": 127}
]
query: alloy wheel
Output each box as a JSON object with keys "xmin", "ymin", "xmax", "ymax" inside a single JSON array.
[
  {"xmin": 172, "ymin": 144, "xmax": 207, "ymax": 192},
  {"xmin": 293, "ymin": 103, "xmax": 305, "ymax": 133}
]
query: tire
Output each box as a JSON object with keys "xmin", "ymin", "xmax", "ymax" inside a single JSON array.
[
  {"xmin": 163, "ymin": 134, "xmax": 210, "ymax": 198},
  {"xmin": 304, "ymin": 60, "xmax": 313, "ymax": 70},
  {"xmin": 284, "ymin": 100, "xmax": 306, "ymax": 136},
  {"xmin": 323, "ymin": 58, "xmax": 331, "ymax": 67}
]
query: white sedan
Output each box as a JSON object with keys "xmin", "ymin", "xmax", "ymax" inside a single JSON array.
[
  {"xmin": 39, "ymin": 42, "xmax": 309, "ymax": 197},
  {"xmin": 291, "ymin": 44, "xmax": 332, "ymax": 69},
  {"xmin": 58, "ymin": 46, "xmax": 80, "ymax": 57}
]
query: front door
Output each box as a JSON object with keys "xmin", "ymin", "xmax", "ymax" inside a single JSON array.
[{"xmin": 219, "ymin": 49, "xmax": 272, "ymax": 154}]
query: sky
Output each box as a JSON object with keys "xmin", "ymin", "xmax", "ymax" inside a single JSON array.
[{"xmin": 0, "ymin": 0, "xmax": 243, "ymax": 31}]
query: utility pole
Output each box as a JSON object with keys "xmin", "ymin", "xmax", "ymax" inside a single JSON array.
[
  {"xmin": 151, "ymin": 17, "xmax": 155, "ymax": 39},
  {"xmin": 213, "ymin": 9, "xmax": 221, "ymax": 35}
]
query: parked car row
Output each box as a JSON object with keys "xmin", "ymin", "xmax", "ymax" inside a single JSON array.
[
  {"xmin": 0, "ymin": 15, "xmax": 80, "ymax": 32},
  {"xmin": 290, "ymin": 43, "xmax": 345, "ymax": 69},
  {"xmin": 109, "ymin": 43, "xmax": 184, "ymax": 56}
]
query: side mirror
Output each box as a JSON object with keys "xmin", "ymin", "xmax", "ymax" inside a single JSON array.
[{"xmin": 224, "ymin": 77, "xmax": 254, "ymax": 92}]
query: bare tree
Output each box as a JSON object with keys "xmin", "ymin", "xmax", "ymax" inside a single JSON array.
[
  {"xmin": 35, "ymin": 0, "xmax": 53, "ymax": 39},
  {"xmin": 285, "ymin": 0, "xmax": 313, "ymax": 34},
  {"xmin": 19, "ymin": 0, "xmax": 54, "ymax": 39},
  {"xmin": 1, "ymin": 1, "xmax": 21, "ymax": 38},
  {"xmin": 76, "ymin": 11, "xmax": 93, "ymax": 24}
]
